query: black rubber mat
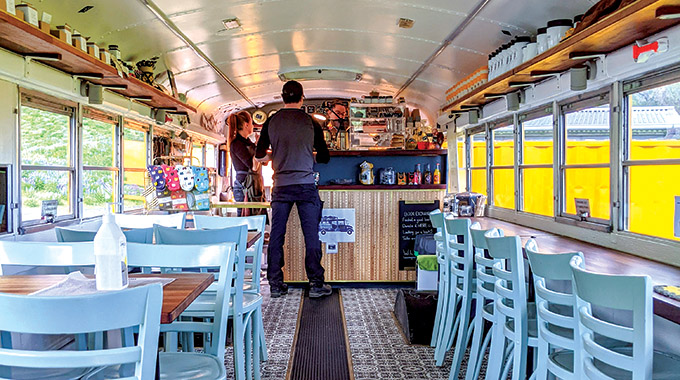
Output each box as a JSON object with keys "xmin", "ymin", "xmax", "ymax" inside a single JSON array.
[{"xmin": 289, "ymin": 289, "xmax": 351, "ymax": 380}]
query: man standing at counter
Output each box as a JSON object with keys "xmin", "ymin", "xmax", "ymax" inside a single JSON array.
[{"xmin": 255, "ymin": 80, "xmax": 332, "ymax": 298}]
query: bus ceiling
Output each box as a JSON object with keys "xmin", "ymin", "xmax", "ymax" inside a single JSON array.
[{"xmin": 33, "ymin": 0, "xmax": 596, "ymax": 118}]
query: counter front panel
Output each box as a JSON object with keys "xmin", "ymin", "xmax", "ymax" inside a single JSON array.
[{"xmin": 282, "ymin": 189, "xmax": 444, "ymax": 282}]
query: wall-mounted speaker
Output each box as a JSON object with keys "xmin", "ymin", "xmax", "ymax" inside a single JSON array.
[
  {"xmin": 506, "ymin": 92, "xmax": 520, "ymax": 111},
  {"xmin": 154, "ymin": 109, "xmax": 167, "ymax": 124},
  {"xmin": 468, "ymin": 110, "xmax": 479, "ymax": 124},
  {"xmin": 88, "ymin": 83, "xmax": 103, "ymax": 104}
]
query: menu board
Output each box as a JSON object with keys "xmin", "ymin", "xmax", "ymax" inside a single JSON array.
[{"xmin": 398, "ymin": 200, "xmax": 440, "ymax": 270}]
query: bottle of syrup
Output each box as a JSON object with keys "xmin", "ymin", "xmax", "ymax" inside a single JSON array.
[
  {"xmin": 424, "ymin": 164, "xmax": 432, "ymax": 184},
  {"xmin": 433, "ymin": 163, "xmax": 441, "ymax": 185}
]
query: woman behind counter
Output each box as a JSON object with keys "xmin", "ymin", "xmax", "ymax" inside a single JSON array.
[{"xmin": 228, "ymin": 110, "xmax": 264, "ymax": 216}]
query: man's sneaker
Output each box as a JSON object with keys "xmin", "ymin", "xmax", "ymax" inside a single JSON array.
[
  {"xmin": 270, "ymin": 283, "xmax": 288, "ymax": 298},
  {"xmin": 309, "ymin": 283, "xmax": 332, "ymax": 298}
]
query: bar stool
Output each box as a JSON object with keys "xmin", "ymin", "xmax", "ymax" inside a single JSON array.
[
  {"xmin": 485, "ymin": 235, "xmax": 538, "ymax": 380},
  {"xmin": 525, "ymin": 239, "xmax": 583, "ymax": 380},
  {"xmin": 428, "ymin": 210, "xmax": 454, "ymax": 355},
  {"xmin": 570, "ymin": 256, "xmax": 680, "ymax": 379},
  {"xmin": 464, "ymin": 227, "xmax": 503, "ymax": 380},
  {"xmin": 442, "ymin": 217, "xmax": 480, "ymax": 375}
]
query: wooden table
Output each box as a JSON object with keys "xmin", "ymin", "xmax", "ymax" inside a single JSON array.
[
  {"xmin": 0, "ymin": 273, "xmax": 214, "ymax": 324},
  {"xmin": 469, "ymin": 217, "xmax": 680, "ymax": 324},
  {"xmin": 247, "ymin": 231, "xmax": 262, "ymax": 249}
]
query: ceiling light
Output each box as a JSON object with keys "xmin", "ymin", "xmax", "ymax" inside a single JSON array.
[
  {"xmin": 313, "ymin": 114, "xmax": 327, "ymax": 121},
  {"xmin": 222, "ymin": 17, "xmax": 242, "ymax": 30},
  {"xmin": 397, "ymin": 18, "xmax": 414, "ymax": 28},
  {"xmin": 278, "ymin": 67, "xmax": 362, "ymax": 82}
]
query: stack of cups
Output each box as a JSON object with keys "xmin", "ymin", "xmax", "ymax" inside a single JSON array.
[{"xmin": 546, "ymin": 19, "xmax": 573, "ymax": 49}]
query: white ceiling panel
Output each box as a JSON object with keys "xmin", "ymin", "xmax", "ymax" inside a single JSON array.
[{"xmin": 25, "ymin": 0, "xmax": 601, "ymax": 119}]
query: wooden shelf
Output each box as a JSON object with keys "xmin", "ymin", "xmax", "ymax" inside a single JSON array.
[
  {"xmin": 441, "ymin": 0, "xmax": 680, "ymax": 113},
  {"xmin": 0, "ymin": 10, "xmax": 195, "ymax": 114},
  {"xmin": 319, "ymin": 184, "xmax": 446, "ymax": 190},
  {"xmin": 328, "ymin": 149, "xmax": 446, "ymax": 157}
]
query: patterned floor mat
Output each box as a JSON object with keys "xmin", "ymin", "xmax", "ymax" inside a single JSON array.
[{"xmin": 341, "ymin": 288, "xmax": 456, "ymax": 380}]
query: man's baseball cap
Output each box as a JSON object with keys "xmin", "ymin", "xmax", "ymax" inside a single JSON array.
[{"xmin": 281, "ymin": 80, "xmax": 303, "ymax": 99}]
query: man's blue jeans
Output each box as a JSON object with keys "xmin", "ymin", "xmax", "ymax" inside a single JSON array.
[{"xmin": 267, "ymin": 184, "xmax": 325, "ymax": 288}]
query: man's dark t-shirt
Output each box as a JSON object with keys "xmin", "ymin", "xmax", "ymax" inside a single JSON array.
[{"xmin": 255, "ymin": 108, "xmax": 330, "ymax": 187}]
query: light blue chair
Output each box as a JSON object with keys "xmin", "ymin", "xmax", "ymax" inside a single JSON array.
[
  {"xmin": 0, "ymin": 284, "xmax": 162, "ymax": 380},
  {"xmin": 194, "ymin": 215, "xmax": 268, "ymax": 362},
  {"xmin": 428, "ymin": 210, "xmax": 449, "ymax": 348},
  {"xmin": 570, "ymin": 256, "xmax": 680, "ymax": 380},
  {"xmin": 154, "ymin": 224, "xmax": 261, "ymax": 380},
  {"xmin": 525, "ymin": 239, "xmax": 584, "ymax": 380},
  {"xmin": 127, "ymin": 242, "xmax": 236, "ymax": 380},
  {"xmin": 0, "ymin": 241, "xmax": 106, "ymax": 351},
  {"xmin": 465, "ymin": 227, "xmax": 503, "ymax": 380},
  {"xmin": 114, "ymin": 213, "xmax": 186, "ymax": 229},
  {"xmin": 55, "ymin": 227, "xmax": 154, "ymax": 244},
  {"xmin": 485, "ymin": 235, "xmax": 537, "ymax": 380},
  {"xmin": 441, "ymin": 217, "xmax": 480, "ymax": 377}
]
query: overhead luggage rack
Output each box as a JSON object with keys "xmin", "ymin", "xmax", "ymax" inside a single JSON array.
[
  {"xmin": 0, "ymin": 10, "xmax": 195, "ymax": 114},
  {"xmin": 441, "ymin": 0, "xmax": 680, "ymax": 114}
]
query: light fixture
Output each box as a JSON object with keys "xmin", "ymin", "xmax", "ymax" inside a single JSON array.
[
  {"xmin": 222, "ymin": 17, "xmax": 241, "ymax": 30},
  {"xmin": 278, "ymin": 67, "xmax": 362, "ymax": 82},
  {"xmin": 178, "ymin": 130, "xmax": 189, "ymax": 140},
  {"xmin": 313, "ymin": 113, "xmax": 327, "ymax": 121},
  {"xmin": 397, "ymin": 18, "xmax": 414, "ymax": 28},
  {"xmin": 506, "ymin": 92, "xmax": 520, "ymax": 111}
]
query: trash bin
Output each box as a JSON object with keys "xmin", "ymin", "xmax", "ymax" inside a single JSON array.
[{"xmin": 394, "ymin": 289, "xmax": 438, "ymax": 345}]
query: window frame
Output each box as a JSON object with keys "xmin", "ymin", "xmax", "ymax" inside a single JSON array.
[
  {"xmin": 620, "ymin": 68, "xmax": 680, "ymax": 241},
  {"xmin": 488, "ymin": 117, "xmax": 516, "ymax": 210},
  {"xmin": 121, "ymin": 119, "xmax": 151, "ymax": 212},
  {"xmin": 557, "ymin": 91, "xmax": 612, "ymax": 228},
  {"xmin": 465, "ymin": 124, "xmax": 487, "ymax": 196},
  {"xmin": 18, "ymin": 97, "xmax": 76, "ymax": 226},
  {"xmin": 81, "ymin": 107, "xmax": 121, "ymax": 218},
  {"xmin": 517, "ymin": 105, "xmax": 555, "ymax": 216}
]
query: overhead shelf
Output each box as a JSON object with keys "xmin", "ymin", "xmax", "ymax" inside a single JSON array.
[
  {"xmin": 0, "ymin": 10, "xmax": 195, "ymax": 114},
  {"xmin": 441, "ymin": 0, "xmax": 680, "ymax": 114}
]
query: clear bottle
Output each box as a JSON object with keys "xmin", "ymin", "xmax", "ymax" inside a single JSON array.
[
  {"xmin": 94, "ymin": 207, "xmax": 128, "ymax": 290},
  {"xmin": 433, "ymin": 163, "xmax": 441, "ymax": 185}
]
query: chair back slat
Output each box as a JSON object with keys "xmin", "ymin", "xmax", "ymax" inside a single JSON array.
[
  {"xmin": 486, "ymin": 235, "xmax": 527, "ymax": 323},
  {"xmin": 570, "ymin": 255, "xmax": 654, "ymax": 380},
  {"xmin": 114, "ymin": 213, "xmax": 185, "ymax": 229},
  {"xmin": 56, "ymin": 227, "xmax": 154, "ymax": 244},
  {"xmin": 127, "ymin": 242, "xmax": 236, "ymax": 359},
  {"xmin": 0, "ymin": 241, "xmax": 95, "ymax": 275},
  {"xmin": 0, "ymin": 284, "xmax": 161, "ymax": 380},
  {"xmin": 193, "ymin": 215, "xmax": 266, "ymax": 292}
]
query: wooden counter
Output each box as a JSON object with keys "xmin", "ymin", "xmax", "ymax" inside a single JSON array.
[{"xmin": 282, "ymin": 188, "xmax": 445, "ymax": 282}]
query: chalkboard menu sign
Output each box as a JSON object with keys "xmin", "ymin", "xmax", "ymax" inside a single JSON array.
[{"xmin": 398, "ymin": 200, "xmax": 440, "ymax": 270}]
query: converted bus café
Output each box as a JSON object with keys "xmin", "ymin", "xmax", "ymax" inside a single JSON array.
[{"xmin": 1, "ymin": 0, "xmax": 680, "ymax": 379}]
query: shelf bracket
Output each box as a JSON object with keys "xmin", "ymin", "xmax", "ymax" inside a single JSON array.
[
  {"xmin": 24, "ymin": 53, "xmax": 62, "ymax": 78},
  {"xmin": 483, "ymin": 93, "xmax": 506, "ymax": 100},
  {"xmin": 656, "ymin": 5, "xmax": 680, "ymax": 19},
  {"xmin": 129, "ymin": 96, "xmax": 153, "ymax": 101},
  {"xmin": 529, "ymin": 70, "xmax": 564, "ymax": 80}
]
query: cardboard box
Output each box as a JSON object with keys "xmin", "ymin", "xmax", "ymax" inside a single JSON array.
[
  {"xmin": 99, "ymin": 49, "xmax": 110, "ymax": 64},
  {"xmin": 15, "ymin": 3, "xmax": 37, "ymax": 26},
  {"xmin": 72, "ymin": 33, "xmax": 87, "ymax": 52},
  {"xmin": 50, "ymin": 28, "xmax": 71, "ymax": 43},
  {"xmin": 38, "ymin": 20, "xmax": 49, "ymax": 33},
  {"xmin": 86, "ymin": 42, "xmax": 99, "ymax": 58},
  {"xmin": 1, "ymin": 0, "xmax": 16, "ymax": 15}
]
